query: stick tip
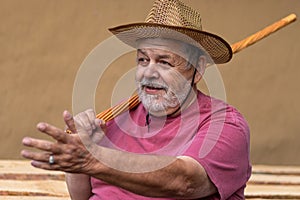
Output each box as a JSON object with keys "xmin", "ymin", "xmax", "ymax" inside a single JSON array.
[{"xmin": 285, "ymin": 13, "xmax": 297, "ymax": 23}]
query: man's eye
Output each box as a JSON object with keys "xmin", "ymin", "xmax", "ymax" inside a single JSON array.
[
  {"xmin": 137, "ymin": 58, "xmax": 149, "ymax": 65},
  {"xmin": 160, "ymin": 60, "xmax": 173, "ymax": 67}
]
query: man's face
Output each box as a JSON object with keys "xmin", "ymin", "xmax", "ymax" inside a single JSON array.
[{"xmin": 135, "ymin": 38, "xmax": 198, "ymax": 117}]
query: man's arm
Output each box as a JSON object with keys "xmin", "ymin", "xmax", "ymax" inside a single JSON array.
[
  {"xmin": 22, "ymin": 132, "xmax": 216, "ymax": 198},
  {"xmin": 65, "ymin": 173, "xmax": 92, "ymax": 200},
  {"xmin": 63, "ymin": 111, "xmax": 93, "ymax": 200},
  {"xmin": 88, "ymin": 149, "xmax": 217, "ymax": 199},
  {"xmin": 21, "ymin": 110, "xmax": 217, "ymax": 199},
  {"xmin": 71, "ymin": 109, "xmax": 217, "ymax": 198}
]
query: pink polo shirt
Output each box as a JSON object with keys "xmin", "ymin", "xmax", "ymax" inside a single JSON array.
[{"xmin": 90, "ymin": 91, "xmax": 251, "ymax": 200}]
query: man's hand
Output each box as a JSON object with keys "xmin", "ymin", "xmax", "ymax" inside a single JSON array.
[
  {"xmin": 72, "ymin": 109, "xmax": 106, "ymax": 144},
  {"xmin": 21, "ymin": 109, "xmax": 105, "ymax": 173}
]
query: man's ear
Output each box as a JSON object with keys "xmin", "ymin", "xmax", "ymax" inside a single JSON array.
[{"xmin": 193, "ymin": 55, "xmax": 207, "ymax": 84}]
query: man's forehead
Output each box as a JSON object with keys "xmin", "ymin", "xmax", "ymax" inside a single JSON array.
[{"xmin": 136, "ymin": 38, "xmax": 189, "ymax": 59}]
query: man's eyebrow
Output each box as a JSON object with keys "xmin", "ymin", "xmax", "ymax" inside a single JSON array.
[
  {"xmin": 157, "ymin": 54, "xmax": 172, "ymax": 59},
  {"xmin": 137, "ymin": 49, "xmax": 147, "ymax": 56},
  {"xmin": 137, "ymin": 49, "xmax": 174, "ymax": 60}
]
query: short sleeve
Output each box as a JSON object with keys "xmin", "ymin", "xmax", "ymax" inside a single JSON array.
[{"xmin": 183, "ymin": 107, "xmax": 251, "ymax": 199}]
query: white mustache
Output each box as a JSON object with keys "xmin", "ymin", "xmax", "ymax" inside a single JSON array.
[{"xmin": 139, "ymin": 79, "xmax": 168, "ymax": 91}]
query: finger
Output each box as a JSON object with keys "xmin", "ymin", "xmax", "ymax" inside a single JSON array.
[
  {"xmin": 21, "ymin": 150, "xmax": 63, "ymax": 171},
  {"xmin": 30, "ymin": 160, "xmax": 55, "ymax": 170},
  {"xmin": 74, "ymin": 111, "xmax": 94, "ymax": 135},
  {"xmin": 22, "ymin": 137, "xmax": 62, "ymax": 154},
  {"xmin": 63, "ymin": 110, "xmax": 77, "ymax": 133},
  {"xmin": 29, "ymin": 156, "xmax": 82, "ymax": 172},
  {"xmin": 75, "ymin": 116, "xmax": 92, "ymax": 135},
  {"xmin": 24, "ymin": 159, "xmax": 60, "ymax": 171},
  {"xmin": 21, "ymin": 149, "xmax": 52, "ymax": 163},
  {"xmin": 85, "ymin": 109, "xmax": 97, "ymax": 130},
  {"xmin": 37, "ymin": 122, "xmax": 67, "ymax": 143}
]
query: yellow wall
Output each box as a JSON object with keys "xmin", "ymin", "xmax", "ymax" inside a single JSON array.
[{"xmin": 1, "ymin": 0, "xmax": 299, "ymax": 165}]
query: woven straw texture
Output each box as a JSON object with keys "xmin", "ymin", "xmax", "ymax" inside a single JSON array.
[{"xmin": 109, "ymin": 0, "xmax": 232, "ymax": 64}]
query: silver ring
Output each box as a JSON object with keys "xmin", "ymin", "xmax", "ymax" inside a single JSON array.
[{"xmin": 49, "ymin": 155, "xmax": 55, "ymax": 165}]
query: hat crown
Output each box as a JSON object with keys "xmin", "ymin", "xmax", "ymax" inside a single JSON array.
[
  {"xmin": 145, "ymin": 0, "xmax": 202, "ymax": 30},
  {"xmin": 109, "ymin": 0, "xmax": 233, "ymax": 64}
]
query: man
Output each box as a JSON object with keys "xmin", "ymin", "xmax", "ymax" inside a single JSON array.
[{"xmin": 21, "ymin": 0, "xmax": 251, "ymax": 199}]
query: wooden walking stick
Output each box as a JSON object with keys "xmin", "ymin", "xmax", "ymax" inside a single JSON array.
[
  {"xmin": 231, "ymin": 14, "xmax": 297, "ymax": 53},
  {"xmin": 96, "ymin": 14, "xmax": 297, "ymax": 122}
]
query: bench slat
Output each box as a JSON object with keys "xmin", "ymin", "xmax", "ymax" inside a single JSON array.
[
  {"xmin": 0, "ymin": 180, "xmax": 69, "ymax": 197},
  {"xmin": 245, "ymin": 184, "xmax": 300, "ymax": 199},
  {"xmin": 0, "ymin": 160, "xmax": 64, "ymax": 176},
  {"xmin": 252, "ymin": 165, "xmax": 300, "ymax": 175},
  {"xmin": 249, "ymin": 173, "xmax": 300, "ymax": 185}
]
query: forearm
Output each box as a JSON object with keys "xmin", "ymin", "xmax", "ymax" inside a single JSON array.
[
  {"xmin": 65, "ymin": 173, "xmax": 92, "ymax": 200},
  {"xmin": 87, "ymin": 147, "xmax": 216, "ymax": 198}
]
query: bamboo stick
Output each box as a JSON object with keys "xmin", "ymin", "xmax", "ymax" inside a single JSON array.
[
  {"xmin": 96, "ymin": 14, "xmax": 297, "ymax": 122},
  {"xmin": 231, "ymin": 13, "xmax": 296, "ymax": 53},
  {"xmin": 96, "ymin": 94, "xmax": 139, "ymax": 122}
]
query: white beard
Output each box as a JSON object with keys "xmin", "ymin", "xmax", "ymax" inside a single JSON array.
[{"xmin": 136, "ymin": 78, "xmax": 192, "ymax": 113}]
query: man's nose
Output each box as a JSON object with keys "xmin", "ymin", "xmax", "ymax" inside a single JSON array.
[{"xmin": 143, "ymin": 63, "xmax": 159, "ymax": 79}]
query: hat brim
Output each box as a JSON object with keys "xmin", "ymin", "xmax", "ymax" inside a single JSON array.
[{"xmin": 109, "ymin": 23, "xmax": 232, "ymax": 64}]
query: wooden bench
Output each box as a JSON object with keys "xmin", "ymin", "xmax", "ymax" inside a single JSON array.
[
  {"xmin": 0, "ymin": 160, "xmax": 69, "ymax": 200},
  {"xmin": 0, "ymin": 160, "xmax": 300, "ymax": 199},
  {"xmin": 246, "ymin": 165, "xmax": 300, "ymax": 199}
]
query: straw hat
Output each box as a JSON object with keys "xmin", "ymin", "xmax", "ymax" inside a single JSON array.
[{"xmin": 109, "ymin": 0, "xmax": 232, "ymax": 64}]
